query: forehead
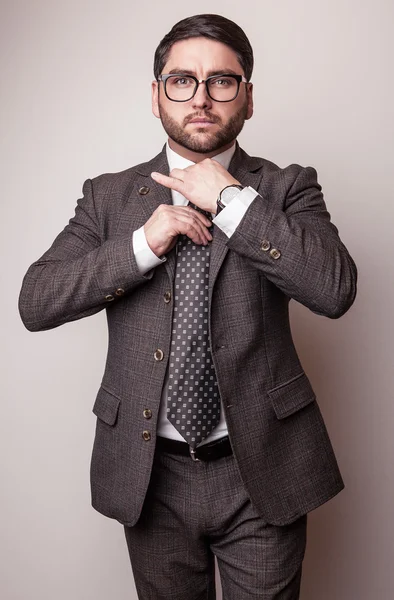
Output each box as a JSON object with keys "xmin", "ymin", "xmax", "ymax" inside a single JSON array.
[{"xmin": 163, "ymin": 37, "xmax": 243, "ymax": 75}]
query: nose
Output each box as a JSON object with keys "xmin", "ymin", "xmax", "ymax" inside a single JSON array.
[{"xmin": 191, "ymin": 81, "xmax": 213, "ymax": 110}]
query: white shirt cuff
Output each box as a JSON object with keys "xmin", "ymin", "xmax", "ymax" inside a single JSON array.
[
  {"xmin": 212, "ymin": 186, "xmax": 260, "ymax": 238},
  {"xmin": 132, "ymin": 226, "xmax": 166, "ymax": 275}
]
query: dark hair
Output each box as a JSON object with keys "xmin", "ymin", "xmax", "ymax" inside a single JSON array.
[{"xmin": 153, "ymin": 14, "xmax": 254, "ymax": 82}]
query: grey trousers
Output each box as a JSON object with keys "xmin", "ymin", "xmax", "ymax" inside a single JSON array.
[{"xmin": 124, "ymin": 448, "xmax": 307, "ymax": 600}]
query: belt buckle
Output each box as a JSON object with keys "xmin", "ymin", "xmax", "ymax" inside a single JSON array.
[{"xmin": 189, "ymin": 446, "xmax": 200, "ymax": 462}]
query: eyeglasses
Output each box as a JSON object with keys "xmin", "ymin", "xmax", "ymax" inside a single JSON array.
[{"xmin": 157, "ymin": 73, "xmax": 249, "ymax": 103}]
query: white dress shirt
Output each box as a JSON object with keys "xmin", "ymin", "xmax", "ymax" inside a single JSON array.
[{"xmin": 132, "ymin": 141, "xmax": 259, "ymax": 444}]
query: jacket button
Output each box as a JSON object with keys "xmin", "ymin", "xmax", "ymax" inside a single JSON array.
[
  {"xmin": 139, "ymin": 186, "xmax": 150, "ymax": 195},
  {"xmin": 261, "ymin": 240, "xmax": 271, "ymax": 252},
  {"xmin": 142, "ymin": 430, "xmax": 151, "ymax": 441},
  {"xmin": 270, "ymin": 248, "xmax": 281, "ymax": 260},
  {"xmin": 105, "ymin": 294, "xmax": 114, "ymax": 302},
  {"xmin": 143, "ymin": 409, "xmax": 152, "ymax": 419},
  {"xmin": 115, "ymin": 287, "xmax": 125, "ymax": 296},
  {"xmin": 163, "ymin": 291, "xmax": 171, "ymax": 304},
  {"xmin": 154, "ymin": 349, "xmax": 164, "ymax": 361}
]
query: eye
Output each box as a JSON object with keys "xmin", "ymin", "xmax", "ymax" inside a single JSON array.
[
  {"xmin": 173, "ymin": 77, "xmax": 193, "ymax": 86},
  {"xmin": 211, "ymin": 78, "xmax": 232, "ymax": 86}
]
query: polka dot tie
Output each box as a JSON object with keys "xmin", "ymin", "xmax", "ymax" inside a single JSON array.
[{"xmin": 167, "ymin": 206, "xmax": 220, "ymax": 448}]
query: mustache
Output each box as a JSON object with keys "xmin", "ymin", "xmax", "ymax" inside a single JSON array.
[{"xmin": 183, "ymin": 112, "xmax": 222, "ymax": 126}]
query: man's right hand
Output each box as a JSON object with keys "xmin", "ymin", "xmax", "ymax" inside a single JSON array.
[{"xmin": 144, "ymin": 204, "xmax": 213, "ymax": 257}]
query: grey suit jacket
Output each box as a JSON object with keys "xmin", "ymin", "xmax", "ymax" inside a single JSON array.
[{"xmin": 19, "ymin": 144, "xmax": 357, "ymax": 526}]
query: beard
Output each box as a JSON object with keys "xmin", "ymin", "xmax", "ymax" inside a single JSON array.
[{"xmin": 158, "ymin": 98, "xmax": 249, "ymax": 155}]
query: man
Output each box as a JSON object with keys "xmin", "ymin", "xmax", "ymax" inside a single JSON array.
[{"xmin": 19, "ymin": 14, "xmax": 357, "ymax": 600}]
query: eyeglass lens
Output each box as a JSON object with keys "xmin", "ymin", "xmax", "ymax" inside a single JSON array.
[{"xmin": 165, "ymin": 75, "xmax": 239, "ymax": 102}]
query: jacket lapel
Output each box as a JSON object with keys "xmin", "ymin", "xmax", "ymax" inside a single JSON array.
[
  {"xmin": 116, "ymin": 146, "xmax": 177, "ymax": 281},
  {"xmin": 135, "ymin": 146, "xmax": 172, "ymax": 217},
  {"xmin": 136, "ymin": 147, "xmax": 178, "ymax": 282},
  {"xmin": 115, "ymin": 146, "xmax": 171, "ymax": 238},
  {"xmin": 208, "ymin": 144, "xmax": 265, "ymax": 297}
]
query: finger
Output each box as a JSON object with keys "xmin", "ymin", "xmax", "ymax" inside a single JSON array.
[
  {"xmin": 153, "ymin": 204, "xmax": 212, "ymax": 243},
  {"xmin": 174, "ymin": 213, "xmax": 212, "ymax": 244},
  {"xmin": 156, "ymin": 203, "xmax": 211, "ymax": 227},
  {"xmin": 169, "ymin": 168, "xmax": 185, "ymax": 180},
  {"xmin": 178, "ymin": 205, "xmax": 212, "ymax": 228},
  {"xmin": 172, "ymin": 213, "xmax": 210, "ymax": 245},
  {"xmin": 151, "ymin": 171, "xmax": 184, "ymax": 194},
  {"xmin": 166, "ymin": 204, "xmax": 212, "ymax": 228}
]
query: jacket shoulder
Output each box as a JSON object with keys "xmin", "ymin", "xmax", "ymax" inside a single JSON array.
[
  {"xmin": 246, "ymin": 151, "xmax": 312, "ymax": 178},
  {"xmin": 88, "ymin": 148, "xmax": 167, "ymax": 196},
  {"xmin": 237, "ymin": 146, "xmax": 313, "ymax": 183},
  {"xmin": 88, "ymin": 166, "xmax": 145, "ymax": 196}
]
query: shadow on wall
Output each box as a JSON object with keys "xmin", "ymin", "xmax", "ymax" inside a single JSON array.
[{"xmin": 290, "ymin": 301, "xmax": 354, "ymax": 600}]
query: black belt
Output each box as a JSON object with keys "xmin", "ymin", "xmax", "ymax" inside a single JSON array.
[{"xmin": 156, "ymin": 435, "xmax": 233, "ymax": 462}]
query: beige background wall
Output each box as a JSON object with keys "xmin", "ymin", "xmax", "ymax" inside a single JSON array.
[{"xmin": 1, "ymin": 0, "xmax": 393, "ymax": 598}]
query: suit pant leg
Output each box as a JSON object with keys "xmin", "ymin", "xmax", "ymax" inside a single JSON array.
[
  {"xmin": 124, "ymin": 449, "xmax": 217, "ymax": 600},
  {"xmin": 203, "ymin": 452, "xmax": 307, "ymax": 599},
  {"xmin": 124, "ymin": 448, "xmax": 306, "ymax": 600},
  {"xmin": 211, "ymin": 502, "xmax": 306, "ymax": 600}
]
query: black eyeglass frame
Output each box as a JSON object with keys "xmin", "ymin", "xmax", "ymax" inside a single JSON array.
[{"xmin": 157, "ymin": 73, "xmax": 249, "ymax": 103}]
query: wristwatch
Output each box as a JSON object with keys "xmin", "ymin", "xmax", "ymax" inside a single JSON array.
[{"xmin": 216, "ymin": 184, "xmax": 244, "ymax": 214}]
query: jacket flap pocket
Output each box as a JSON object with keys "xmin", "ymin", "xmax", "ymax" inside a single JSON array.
[
  {"xmin": 92, "ymin": 386, "xmax": 121, "ymax": 426},
  {"xmin": 268, "ymin": 373, "xmax": 316, "ymax": 420}
]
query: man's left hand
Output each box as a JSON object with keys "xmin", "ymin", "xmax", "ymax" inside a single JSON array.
[{"xmin": 151, "ymin": 159, "xmax": 241, "ymax": 214}]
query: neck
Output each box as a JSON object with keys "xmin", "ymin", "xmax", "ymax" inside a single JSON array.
[{"xmin": 167, "ymin": 138, "xmax": 235, "ymax": 163}]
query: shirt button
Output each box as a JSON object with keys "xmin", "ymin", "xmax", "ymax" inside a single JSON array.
[
  {"xmin": 105, "ymin": 294, "xmax": 114, "ymax": 302},
  {"xmin": 270, "ymin": 248, "xmax": 281, "ymax": 260},
  {"xmin": 154, "ymin": 349, "xmax": 164, "ymax": 361},
  {"xmin": 142, "ymin": 430, "xmax": 151, "ymax": 441},
  {"xmin": 163, "ymin": 291, "xmax": 171, "ymax": 304},
  {"xmin": 261, "ymin": 240, "xmax": 271, "ymax": 252},
  {"xmin": 115, "ymin": 287, "xmax": 125, "ymax": 297},
  {"xmin": 143, "ymin": 409, "xmax": 152, "ymax": 419},
  {"xmin": 138, "ymin": 186, "xmax": 150, "ymax": 195}
]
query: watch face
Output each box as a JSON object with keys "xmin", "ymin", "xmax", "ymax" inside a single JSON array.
[{"xmin": 221, "ymin": 185, "xmax": 242, "ymax": 205}]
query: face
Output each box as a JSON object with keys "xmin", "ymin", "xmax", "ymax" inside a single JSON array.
[{"xmin": 152, "ymin": 37, "xmax": 253, "ymax": 161}]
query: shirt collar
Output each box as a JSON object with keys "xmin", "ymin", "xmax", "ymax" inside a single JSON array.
[{"xmin": 166, "ymin": 141, "xmax": 236, "ymax": 172}]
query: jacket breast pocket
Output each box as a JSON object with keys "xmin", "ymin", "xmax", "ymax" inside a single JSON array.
[
  {"xmin": 267, "ymin": 372, "xmax": 316, "ymax": 419},
  {"xmin": 92, "ymin": 385, "xmax": 121, "ymax": 426}
]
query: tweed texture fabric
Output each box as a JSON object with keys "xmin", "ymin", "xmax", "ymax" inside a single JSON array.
[
  {"xmin": 125, "ymin": 449, "xmax": 307, "ymax": 599},
  {"xmin": 19, "ymin": 144, "xmax": 357, "ymax": 527}
]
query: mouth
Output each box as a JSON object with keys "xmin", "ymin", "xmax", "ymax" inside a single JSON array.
[{"xmin": 187, "ymin": 118, "xmax": 216, "ymax": 127}]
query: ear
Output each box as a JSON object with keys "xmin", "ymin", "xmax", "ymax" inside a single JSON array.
[
  {"xmin": 245, "ymin": 83, "xmax": 254, "ymax": 120},
  {"xmin": 152, "ymin": 81, "xmax": 160, "ymax": 119}
]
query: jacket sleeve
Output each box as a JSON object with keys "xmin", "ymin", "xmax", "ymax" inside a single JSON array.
[
  {"xmin": 19, "ymin": 178, "xmax": 153, "ymax": 331},
  {"xmin": 227, "ymin": 165, "xmax": 357, "ymax": 318}
]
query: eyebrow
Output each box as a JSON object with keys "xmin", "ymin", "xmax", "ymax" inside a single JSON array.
[{"xmin": 166, "ymin": 68, "xmax": 240, "ymax": 77}]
